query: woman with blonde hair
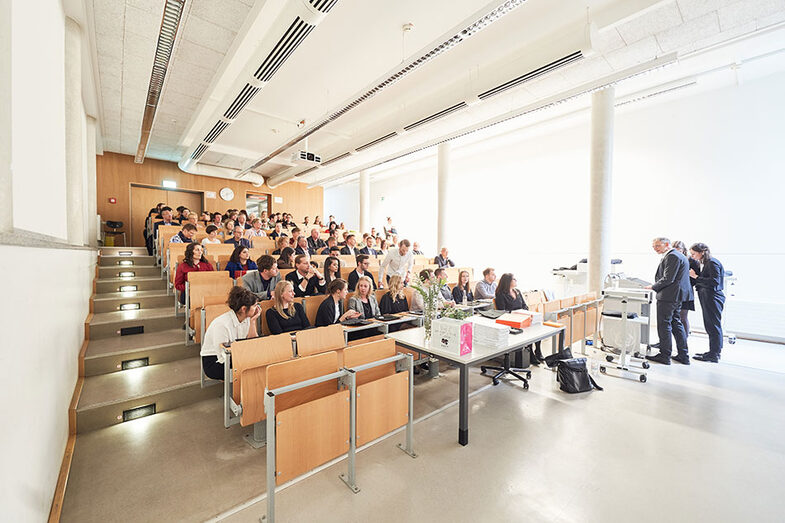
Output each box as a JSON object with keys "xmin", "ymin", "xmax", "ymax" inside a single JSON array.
[
  {"xmin": 265, "ymin": 280, "xmax": 310, "ymax": 334},
  {"xmin": 348, "ymin": 276, "xmax": 381, "ymax": 319},
  {"xmin": 379, "ymin": 274, "xmax": 408, "ymax": 315}
]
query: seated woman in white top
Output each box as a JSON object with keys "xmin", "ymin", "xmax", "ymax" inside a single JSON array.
[
  {"xmin": 201, "ymin": 225, "xmax": 222, "ymax": 245},
  {"xmin": 200, "ymin": 286, "xmax": 261, "ymax": 380}
]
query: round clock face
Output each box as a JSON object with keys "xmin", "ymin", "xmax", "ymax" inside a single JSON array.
[{"xmin": 219, "ymin": 187, "xmax": 234, "ymax": 201}]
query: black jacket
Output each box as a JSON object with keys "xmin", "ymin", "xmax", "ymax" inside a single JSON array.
[
  {"xmin": 495, "ymin": 289, "xmax": 527, "ymax": 311},
  {"xmin": 340, "ymin": 245, "xmax": 358, "ymax": 256},
  {"xmin": 307, "ymin": 237, "xmax": 326, "ymax": 251},
  {"xmin": 435, "ymin": 254, "xmax": 455, "ymax": 268},
  {"xmin": 285, "ymin": 270, "xmax": 322, "ymax": 297},
  {"xmin": 379, "ymin": 293, "xmax": 408, "ymax": 314},
  {"xmin": 694, "ymin": 258, "xmax": 725, "ymax": 293},
  {"xmin": 452, "ymin": 285, "xmax": 473, "ymax": 303},
  {"xmin": 347, "ymin": 270, "xmax": 377, "ymax": 292},
  {"xmin": 359, "ymin": 246, "xmax": 378, "ymax": 257},
  {"xmin": 316, "ymin": 296, "xmax": 344, "ymax": 327},
  {"xmin": 295, "ymin": 246, "xmax": 315, "ymax": 256},
  {"xmin": 265, "ymin": 303, "xmax": 310, "ymax": 334},
  {"xmin": 652, "ymin": 249, "xmax": 691, "ymax": 302}
]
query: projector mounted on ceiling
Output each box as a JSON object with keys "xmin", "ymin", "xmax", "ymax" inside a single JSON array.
[{"xmin": 292, "ymin": 150, "xmax": 322, "ymax": 164}]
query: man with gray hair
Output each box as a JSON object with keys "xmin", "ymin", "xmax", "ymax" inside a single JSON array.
[
  {"xmin": 435, "ymin": 247, "xmax": 455, "ymax": 268},
  {"xmin": 645, "ymin": 237, "xmax": 692, "ymax": 365}
]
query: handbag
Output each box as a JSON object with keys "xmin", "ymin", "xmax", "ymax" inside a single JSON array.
[
  {"xmin": 543, "ymin": 347, "xmax": 574, "ymax": 368},
  {"xmin": 556, "ymin": 358, "xmax": 603, "ymax": 393}
]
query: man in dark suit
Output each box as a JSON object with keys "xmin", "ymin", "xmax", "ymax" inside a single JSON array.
[
  {"xmin": 307, "ymin": 228, "xmax": 326, "ymax": 253},
  {"xmin": 340, "ymin": 234, "xmax": 358, "ymax": 256},
  {"xmin": 347, "ymin": 255, "xmax": 377, "ymax": 291},
  {"xmin": 646, "ymin": 237, "xmax": 692, "ymax": 365},
  {"xmin": 359, "ymin": 236, "xmax": 379, "ymax": 257},
  {"xmin": 294, "ymin": 236, "xmax": 314, "ymax": 256},
  {"xmin": 285, "ymin": 254, "xmax": 325, "ymax": 297}
]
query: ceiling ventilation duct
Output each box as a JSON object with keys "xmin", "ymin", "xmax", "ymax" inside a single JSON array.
[
  {"xmin": 135, "ymin": 0, "xmax": 186, "ymax": 164},
  {"xmin": 178, "ymin": 0, "xmax": 339, "ymax": 174}
]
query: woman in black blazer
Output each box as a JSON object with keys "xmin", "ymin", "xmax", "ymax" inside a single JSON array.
[
  {"xmin": 315, "ymin": 279, "xmax": 361, "ymax": 327},
  {"xmin": 452, "ymin": 270, "xmax": 474, "ymax": 304},
  {"xmin": 265, "ymin": 281, "xmax": 310, "ymax": 334},
  {"xmin": 672, "ymin": 241, "xmax": 699, "ymax": 336},
  {"xmin": 689, "ymin": 243, "xmax": 726, "ymax": 363},
  {"xmin": 495, "ymin": 273, "xmax": 528, "ymax": 311}
]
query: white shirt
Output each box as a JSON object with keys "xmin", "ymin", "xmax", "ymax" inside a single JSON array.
[
  {"xmin": 380, "ymin": 249, "xmax": 413, "ymax": 281},
  {"xmin": 201, "ymin": 237, "xmax": 221, "ymax": 245},
  {"xmin": 200, "ymin": 310, "xmax": 250, "ymax": 364},
  {"xmin": 245, "ymin": 228, "xmax": 266, "ymax": 239},
  {"xmin": 334, "ymin": 298, "xmax": 340, "ymax": 323}
]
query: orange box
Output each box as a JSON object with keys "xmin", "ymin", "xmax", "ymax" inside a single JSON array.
[{"xmin": 496, "ymin": 313, "xmax": 532, "ymax": 329}]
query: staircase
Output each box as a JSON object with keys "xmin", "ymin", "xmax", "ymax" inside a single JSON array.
[{"xmin": 77, "ymin": 246, "xmax": 221, "ymax": 433}]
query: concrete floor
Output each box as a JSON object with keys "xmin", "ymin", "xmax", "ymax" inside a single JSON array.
[{"xmin": 62, "ymin": 335, "xmax": 785, "ymax": 523}]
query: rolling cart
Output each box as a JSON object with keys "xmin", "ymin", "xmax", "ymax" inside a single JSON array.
[{"xmin": 598, "ymin": 288, "xmax": 654, "ymax": 383}]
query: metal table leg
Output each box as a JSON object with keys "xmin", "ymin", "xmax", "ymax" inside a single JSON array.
[{"xmin": 458, "ymin": 364, "xmax": 469, "ymax": 446}]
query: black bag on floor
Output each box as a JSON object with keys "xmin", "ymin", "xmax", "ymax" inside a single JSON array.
[
  {"xmin": 556, "ymin": 358, "xmax": 603, "ymax": 393},
  {"xmin": 543, "ymin": 347, "xmax": 573, "ymax": 368}
]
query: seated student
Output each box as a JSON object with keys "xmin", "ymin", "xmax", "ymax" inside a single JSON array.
[
  {"xmin": 224, "ymin": 245, "xmax": 258, "ymax": 278},
  {"xmin": 225, "ymin": 226, "xmax": 251, "ymax": 249},
  {"xmin": 452, "ymin": 270, "xmax": 474, "ymax": 303},
  {"xmin": 348, "ymin": 276, "xmax": 381, "ymax": 319},
  {"xmin": 201, "ymin": 225, "xmax": 221, "ymax": 246},
  {"xmin": 347, "ymin": 254, "xmax": 377, "ymax": 291},
  {"xmin": 266, "ymin": 281, "xmax": 310, "ymax": 335},
  {"xmin": 434, "ymin": 268, "xmax": 454, "ymax": 302},
  {"xmin": 201, "ymin": 286, "xmax": 261, "ymax": 380},
  {"xmin": 242, "ymin": 254, "xmax": 280, "ymax": 301},
  {"xmin": 379, "ymin": 274, "xmax": 409, "ymax": 315},
  {"xmin": 359, "ymin": 235, "xmax": 379, "ymax": 257},
  {"xmin": 170, "ymin": 223, "xmax": 197, "ymax": 243},
  {"xmin": 244, "ymin": 218, "xmax": 267, "ymax": 241},
  {"xmin": 379, "ymin": 239, "xmax": 389, "ymax": 256},
  {"xmin": 410, "ymin": 269, "xmax": 433, "ymax": 312},
  {"xmin": 340, "ymin": 234, "xmax": 359, "ymax": 256},
  {"xmin": 322, "ymin": 256, "xmax": 341, "ymax": 289},
  {"xmin": 412, "ymin": 242, "xmax": 424, "ymax": 256},
  {"xmin": 174, "ymin": 243, "xmax": 215, "ymax": 304},
  {"xmin": 328, "ymin": 245, "xmax": 341, "ymax": 258},
  {"xmin": 289, "ymin": 227, "xmax": 302, "ymax": 247},
  {"xmin": 270, "ymin": 222, "xmax": 287, "ymax": 239},
  {"xmin": 271, "ymin": 236, "xmax": 289, "ymax": 255},
  {"xmin": 495, "ymin": 272, "xmax": 528, "ymax": 311},
  {"xmin": 434, "ymin": 247, "xmax": 455, "ymax": 268},
  {"xmin": 211, "ymin": 212, "xmax": 223, "ymax": 228},
  {"xmin": 320, "ymin": 237, "xmax": 337, "ymax": 255},
  {"xmin": 475, "ymin": 267, "xmax": 497, "ymax": 299},
  {"xmin": 295, "ymin": 236, "xmax": 314, "ymax": 255},
  {"xmin": 337, "ymin": 231, "xmax": 349, "ymax": 247},
  {"xmin": 222, "ymin": 220, "xmax": 235, "ymax": 239},
  {"xmin": 275, "ymin": 246, "xmax": 294, "ymax": 269},
  {"xmin": 285, "ymin": 254, "xmax": 325, "ymax": 297},
  {"xmin": 307, "ymin": 228, "xmax": 326, "ymax": 252},
  {"xmin": 236, "ymin": 212, "xmax": 251, "ymax": 230},
  {"xmin": 315, "ymin": 279, "xmax": 361, "ymax": 327}
]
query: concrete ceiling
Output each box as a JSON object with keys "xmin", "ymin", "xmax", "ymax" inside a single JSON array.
[{"xmin": 89, "ymin": 0, "xmax": 785, "ymax": 182}]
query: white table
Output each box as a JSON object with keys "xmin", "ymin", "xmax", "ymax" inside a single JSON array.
[{"xmin": 386, "ymin": 317, "xmax": 564, "ymax": 446}]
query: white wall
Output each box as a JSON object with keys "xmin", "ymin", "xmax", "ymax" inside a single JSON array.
[
  {"xmin": 10, "ymin": 0, "xmax": 68, "ymax": 239},
  {"xmin": 325, "ymin": 70, "xmax": 785, "ymax": 335},
  {"xmin": 0, "ymin": 246, "xmax": 94, "ymax": 521}
]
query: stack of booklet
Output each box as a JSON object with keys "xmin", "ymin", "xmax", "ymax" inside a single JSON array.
[{"xmin": 472, "ymin": 321, "xmax": 509, "ymax": 348}]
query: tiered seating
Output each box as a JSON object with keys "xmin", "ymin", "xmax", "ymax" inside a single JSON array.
[{"xmin": 185, "ymin": 271, "xmax": 233, "ymax": 344}]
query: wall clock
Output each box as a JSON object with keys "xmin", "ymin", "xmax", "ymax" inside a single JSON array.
[{"xmin": 219, "ymin": 187, "xmax": 234, "ymax": 201}]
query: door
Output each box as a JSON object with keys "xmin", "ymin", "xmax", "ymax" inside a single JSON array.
[{"xmin": 130, "ymin": 186, "xmax": 205, "ymax": 246}]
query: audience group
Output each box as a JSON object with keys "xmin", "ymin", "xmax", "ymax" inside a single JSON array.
[{"xmin": 145, "ymin": 203, "xmax": 531, "ymax": 380}]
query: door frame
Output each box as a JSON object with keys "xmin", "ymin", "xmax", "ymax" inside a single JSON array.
[{"xmin": 129, "ymin": 183, "xmax": 206, "ymax": 245}]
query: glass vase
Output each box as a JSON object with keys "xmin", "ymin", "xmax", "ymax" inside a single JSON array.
[{"xmin": 423, "ymin": 301, "xmax": 435, "ymax": 341}]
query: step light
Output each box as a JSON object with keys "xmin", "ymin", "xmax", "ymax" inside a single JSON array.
[
  {"xmin": 120, "ymin": 326, "xmax": 145, "ymax": 336},
  {"xmin": 120, "ymin": 303, "xmax": 141, "ymax": 311},
  {"xmin": 121, "ymin": 357, "xmax": 149, "ymax": 370},
  {"xmin": 119, "ymin": 271, "xmax": 135, "ymax": 278},
  {"xmin": 122, "ymin": 404, "xmax": 156, "ymax": 422},
  {"xmin": 119, "ymin": 251, "xmax": 133, "ymax": 256},
  {"xmin": 118, "ymin": 260, "xmax": 134, "ymax": 266},
  {"xmin": 119, "ymin": 285, "xmax": 138, "ymax": 292}
]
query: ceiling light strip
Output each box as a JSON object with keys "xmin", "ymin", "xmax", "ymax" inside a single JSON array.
[
  {"xmin": 478, "ymin": 51, "xmax": 583, "ymax": 99},
  {"xmin": 310, "ymin": 53, "xmax": 678, "ymax": 188},
  {"xmin": 134, "ymin": 0, "xmax": 186, "ymax": 164},
  {"xmin": 245, "ymin": 0, "xmax": 529, "ymax": 181}
]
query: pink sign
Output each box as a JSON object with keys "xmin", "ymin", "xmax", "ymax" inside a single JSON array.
[{"xmin": 460, "ymin": 322, "xmax": 473, "ymax": 356}]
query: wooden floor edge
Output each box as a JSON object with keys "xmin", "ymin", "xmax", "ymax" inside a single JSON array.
[{"xmin": 49, "ymin": 253, "xmax": 98, "ymax": 522}]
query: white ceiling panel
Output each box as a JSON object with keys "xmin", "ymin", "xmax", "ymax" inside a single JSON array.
[
  {"xmin": 677, "ymin": 0, "xmax": 737, "ymax": 21},
  {"xmin": 189, "ymin": 0, "xmax": 253, "ymax": 31},
  {"xmin": 657, "ymin": 11, "xmax": 721, "ymax": 52},
  {"xmin": 617, "ymin": 1, "xmax": 683, "ymax": 44},
  {"xmin": 180, "ymin": 14, "xmax": 240, "ymax": 54},
  {"xmin": 718, "ymin": 0, "xmax": 785, "ymax": 30}
]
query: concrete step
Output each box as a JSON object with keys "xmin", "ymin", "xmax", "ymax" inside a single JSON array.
[
  {"xmin": 84, "ymin": 329, "xmax": 197, "ymax": 376},
  {"xmin": 99, "ymin": 247, "xmax": 148, "ymax": 256},
  {"xmin": 89, "ymin": 307, "xmax": 182, "ymax": 339},
  {"xmin": 92, "ymin": 290, "xmax": 174, "ymax": 314},
  {"xmin": 99, "ymin": 265, "xmax": 161, "ymax": 279},
  {"xmin": 96, "ymin": 276, "xmax": 166, "ymax": 294},
  {"xmin": 76, "ymin": 357, "xmax": 220, "ymax": 433},
  {"xmin": 99, "ymin": 254, "xmax": 155, "ymax": 267}
]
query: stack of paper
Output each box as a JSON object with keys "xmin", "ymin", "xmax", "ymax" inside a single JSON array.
[{"xmin": 473, "ymin": 321, "xmax": 509, "ymax": 348}]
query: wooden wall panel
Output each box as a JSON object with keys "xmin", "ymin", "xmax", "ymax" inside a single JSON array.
[{"xmin": 96, "ymin": 152, "xmax": 324, "ymax": 245}]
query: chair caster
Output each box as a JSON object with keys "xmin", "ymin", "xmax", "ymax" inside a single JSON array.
[
  {"xmin": 480, "ymin": 367, "xmax": 487, "ymax": 374},
  {"xmin": 492, "ymin": 379, "xmax": 499, "ymax": 386},
  {"xmin": 642, "ymin": 361, "xmax": 650, "ymax": 369},
  {"xmin": 600, "ymin": 366, "xmax": 606, "ymax": 374},
  {"xmin": 606, "ymin": 355, "xmax": 613, "ymax": 362},
  {"xmin": 523, "ymin": 381, "xmax": 529, "ymax": 390},
  {"xmin": 525, "ymin": 371, "xmax": 531, "ymax": 379},
  {"xmin": 639, "ymin": 374, "xmax": 647, "ymax": 383}
]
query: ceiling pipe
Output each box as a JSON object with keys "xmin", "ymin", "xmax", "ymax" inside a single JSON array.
[{"xmin": 179, "ymin": 162, "xmax": 266, "ymax": 187}]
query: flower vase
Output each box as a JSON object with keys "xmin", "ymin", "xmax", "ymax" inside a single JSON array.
[{"xmin": 423, "ymin": 302, "xmax": 436, "ymax": 341}]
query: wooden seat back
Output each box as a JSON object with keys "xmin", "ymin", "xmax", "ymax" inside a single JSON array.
[
  {"xmin": 295, "ymin": 324, "xmax": 345, "ymax": 358},
  {"xmin": 310, "ymin": 254, "xmax": 328, "ymax": 267},
  {"xmin": 266, "ymin": 351, "xmax": 341, "ymax": 415},
  {"xmin": 560, "ymin": 296, "xmax": 576, "ymax": 308},
  {"xmin": 337, "ymin": 255, "xmax": 357, "ymax": 268},
  {"xmin": 197, "ymin": 303, "xmax": 230, "ymax": 344},
  {"xmin": 232, "ymin": 333, "xmax": 295, "ymax": 425},
  {"xmin": 166, "ymin": 243, "xmax": 188, "ymax": 268},
  {"xmin": 278, "ymin": 268, "xmax": 295, "ymax": 280},
  {"xmin": 248, "ymin": 247, "xmax": 267, "ymax": 261},
  {"xmin": 343, "ymin": 338, "xmax": 397, "ymax": 386},
  {"xmin": 251, "ymin": 238, "xmax": 275, "ymax": 252},
  {"xmin": 542, "ymin": 300, "xmax": 561, "ymax": 314},
  {"xmin": 302, "ymin": 295, "xmax": 322, "ymax": 325},
  {"xmin": 187, "ymin": 271, "xmax": 233, "ymax": 315},
  {"xmin": 202, "ymin": 243, "xmax": 236, "ymax": 257},
  {"xmin": 258, "ymin": 298, "xmax": 277, "ymax": 336}
]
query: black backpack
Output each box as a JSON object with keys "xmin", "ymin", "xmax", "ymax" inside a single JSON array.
[{"xmin": 556, "ymin": 357, "xmax": 603, "ymax": 393}]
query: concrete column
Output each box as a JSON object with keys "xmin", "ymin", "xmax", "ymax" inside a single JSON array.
[
  {"xmin": 359, "ymin": 170, "xmax": 370, "ymax": 233},
  {"xmin": 0, "ymin": 0, "xmax": 12, "ymax": 233},
  {"xmin": 64, "ymin": 17, "xmax": 84, "ymax": 245},
  {"xmin": 588, "ymin": 86, "xmax": 615, "ymax": 293},
  {"xmin": 86, "ymin": 116, "xmax": 98, "ymax": 247},
  {"xmin": 436, "ymin": 141, "xmax": 451, "ymax": 251}
]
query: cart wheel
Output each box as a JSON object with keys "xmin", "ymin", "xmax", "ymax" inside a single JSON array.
[
  {"xmin": 492, "ymin": 379, "xmax": 499, "ymax": 386},
  {"xmin": 599, "ymin": 366, "xmax": 606, "ymax": 374},
  {"xmin": 642, "ymin": 362, "xmax": 650, "ymax": 370},
  {"xmin": 525, "ymin": 371, "xmax": 532, "ymax": 379},
  {"xmin": 634, "ymin": 352, "xmax": 642, "ymax": 359},
  {"xmin": 523, "ymin": 381, "xmax": 529, "ymax": 390},
  {"xmin": 729, "ymin": 336, "xmax": 737, "ymax": 345},
  {"xmin": 606, "ymin": 355, "xmax": 613, "ymax": 362},
  {"xmin": 639, "ymin": 375, "xmax": 647, "ymax": 383}
]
